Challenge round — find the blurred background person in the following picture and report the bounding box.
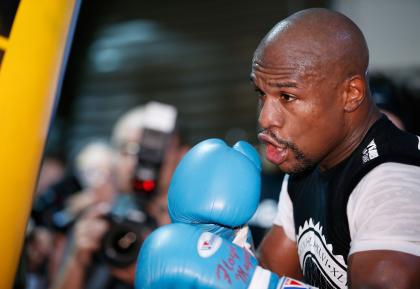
[50,102,186,289]
[49,133,140,289]
[64,140,117,219]
[27,139,116,288]
[110,106,146,195]
[22,153,67,289]
[35,153,66,198]
[369,72,409,131]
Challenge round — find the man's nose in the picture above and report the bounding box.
[258,96,283,129]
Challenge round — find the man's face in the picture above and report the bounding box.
[252,43,346,174]
[113,130,142,193]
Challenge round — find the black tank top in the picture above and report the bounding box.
[287,116,420,289]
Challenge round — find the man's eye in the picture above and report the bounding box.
[281,93,296,102]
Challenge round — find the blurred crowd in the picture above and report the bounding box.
[17,102,188,289]
[15,72,414,289]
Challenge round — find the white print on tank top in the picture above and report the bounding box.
[297,218,347,289]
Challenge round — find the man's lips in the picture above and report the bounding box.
[258,133,288,165]
[258,133,286,148]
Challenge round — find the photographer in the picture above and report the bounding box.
[21,153,66,289]
[50,103,186,289]
[48,139,118,289]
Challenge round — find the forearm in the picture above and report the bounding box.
[258,251,303,280]
[50,204,110,289]
[49,254,88,289]
[258,226,303,280]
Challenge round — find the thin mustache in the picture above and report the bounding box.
[259,129,308,163]
[259,129,293,148]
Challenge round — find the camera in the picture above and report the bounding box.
[100,102,178,267]
[132,102,178,198]
[99,194,154,267]
[32,174,82,230]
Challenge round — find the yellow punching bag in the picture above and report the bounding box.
[0,0,81,287]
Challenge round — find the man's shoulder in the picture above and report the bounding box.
[358,162,420,186]
[347,162,420,258]
[348,162,420,214]
[341,117,420,194]
[358,116,420,166]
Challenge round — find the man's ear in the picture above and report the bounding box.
[343,75,366,112]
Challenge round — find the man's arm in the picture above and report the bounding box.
[50,204,109,289]
[346,163,420,288]
[348,250,420,289]
[258,224,303,280]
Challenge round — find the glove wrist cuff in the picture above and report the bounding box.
[248,266,279,289]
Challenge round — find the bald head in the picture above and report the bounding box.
[254,8,369,81]
[254,9,381,173]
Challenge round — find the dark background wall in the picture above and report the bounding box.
[50,0,328,157]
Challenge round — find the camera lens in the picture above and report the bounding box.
[101,222,143,267]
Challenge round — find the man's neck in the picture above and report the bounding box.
[320,104,381,171]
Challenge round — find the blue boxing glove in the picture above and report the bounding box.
[135,223,314,289]
[168,139,261,243]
